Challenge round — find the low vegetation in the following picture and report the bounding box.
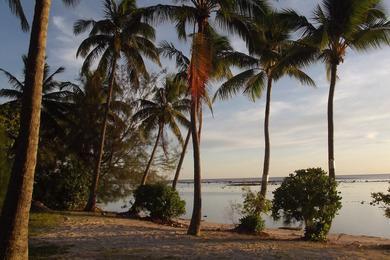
[371,188,390,218]
[234,188,271,234]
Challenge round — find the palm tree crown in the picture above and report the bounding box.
[0,56,78,131]
[215,10,315,101]
[0,56,76,105]
[300,0,390,66]
[5,0,29,31]
[74,0,160,82]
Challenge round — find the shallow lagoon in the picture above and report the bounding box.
[102,175,390,238]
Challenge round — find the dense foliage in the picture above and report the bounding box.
[272,168,342,241]
[133,183,186,222]
[371,188,390,218]
[0,128,11,211]
[34,156,90,210]
[0,105,17,210]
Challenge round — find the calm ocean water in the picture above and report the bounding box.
[102,174,390,238]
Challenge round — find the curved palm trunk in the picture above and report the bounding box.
[0,1,52,259]
[172,128,191,189]
[328,63,338,180]
[187,99,202,235]
[259,78,273,209]
[141,125,162,186]
[85,58,117,212]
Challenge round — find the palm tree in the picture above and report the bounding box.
[145,1,267,235]
[0,1,80,258]
[158,42,193,190]
[134,75,190,185]
[74,0,160,211]
[159,39,235,189]
[5,0,29,31]
[0,56,77,133]
[295,0,390,179]
[215,10,315,210]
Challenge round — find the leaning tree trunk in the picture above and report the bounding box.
[328,63,338,180]
[197,104,203,140]
[187,99,202,236]
[84,58,117,212]
[141,125,162,186]
[0,1,52,259]
[172,128,191,189]
[259,78,273,210]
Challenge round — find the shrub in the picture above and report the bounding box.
[133,183,185,222]
[371,188,390,218]
[234,188,271,234]
[272,168,342,241]
[237,214,265,234]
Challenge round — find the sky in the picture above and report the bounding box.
[1,0,390,180]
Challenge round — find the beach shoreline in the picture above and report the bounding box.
[30,211,390,259]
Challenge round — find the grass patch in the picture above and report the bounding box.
[29,244,72,259]
[29,212,64,237]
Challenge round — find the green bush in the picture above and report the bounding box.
[133,183,185,222]
[34,156,90,210]
[272,168,342,241]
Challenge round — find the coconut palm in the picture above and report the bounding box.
[5,0,29,31]
[0,1,80,258]
[215,10,316,210]
[292,0,390,179]
[134,75,190,185]
[145,1,267,235]
[74,0,160,211]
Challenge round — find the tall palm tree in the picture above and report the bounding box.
[295,0,390,179]
[145,1,267,235]
[0,1,80,259]
[215,10,316,210]
[134,75,190,185]
[74,0,160,211]
[5,0,29,31]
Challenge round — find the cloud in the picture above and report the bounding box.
[49,15,84,71]
[52,16,74,40]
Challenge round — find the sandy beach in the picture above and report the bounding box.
[29,212,390,259]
